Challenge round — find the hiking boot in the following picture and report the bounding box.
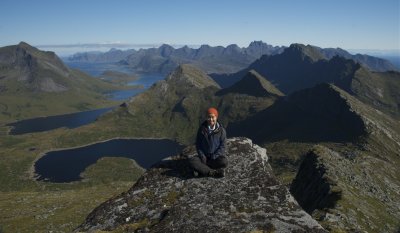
[209,168,225,178]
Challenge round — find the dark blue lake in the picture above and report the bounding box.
[7,107,113,135]
[35,138,184,183]
[6,62,165,135]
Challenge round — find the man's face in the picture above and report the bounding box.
[207,113,217,127]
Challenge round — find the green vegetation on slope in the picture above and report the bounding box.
[0,42,134,123]
[0,123,145,233]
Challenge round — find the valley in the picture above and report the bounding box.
[0,42,399,232]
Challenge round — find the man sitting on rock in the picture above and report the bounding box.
[189,107,228,178]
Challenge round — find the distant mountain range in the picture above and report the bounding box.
[0,42,122,122]
[212,44,400,119]
[68,41,285,74]
[67,41,398,75]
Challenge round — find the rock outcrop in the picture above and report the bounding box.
[76,138,327,232]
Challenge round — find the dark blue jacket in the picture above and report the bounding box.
[196,121,226,160]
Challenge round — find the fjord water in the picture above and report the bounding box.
[35,138,184,183]
[64,61,134,77]
[7,62,165,134]
[65,61,165,100]
[110,73,166,100]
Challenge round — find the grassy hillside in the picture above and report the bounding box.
[0,43,133,123]
[0,123,145,233]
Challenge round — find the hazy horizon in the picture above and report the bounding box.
[27,42,400,58]
[1,0,398,55]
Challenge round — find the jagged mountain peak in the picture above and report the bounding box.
[166,64,220,89]
[248,40,266,47]
[16,41,38,51]
[0,42,75,93]
[225,44,241,53]
[285,43,326,62]
[199,44,211,50]
[13,42,62,64]
[217,69,284,97]
[76,138,327,232]
[158,44,175,57]
[1,42,69,72]
[226,43,240,49]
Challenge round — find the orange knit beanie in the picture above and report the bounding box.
[207,107,218,117]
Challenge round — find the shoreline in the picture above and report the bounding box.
[28,136,180,182]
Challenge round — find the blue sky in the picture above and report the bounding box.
[1,0,399,55]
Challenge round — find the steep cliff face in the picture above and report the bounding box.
[76,138,327,233]
[290,146,343,213]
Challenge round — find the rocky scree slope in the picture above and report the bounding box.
[76,137,327,233]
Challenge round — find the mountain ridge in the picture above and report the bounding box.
[212,44,400,119]
[67,42,397,75]
[227,83,368,143]
[68,41,285,74]
[227,82,400,232]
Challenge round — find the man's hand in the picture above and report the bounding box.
[200,155,207,164]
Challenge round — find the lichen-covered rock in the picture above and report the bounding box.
[75,138,326,233]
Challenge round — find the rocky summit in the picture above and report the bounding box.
[76,138,326,233]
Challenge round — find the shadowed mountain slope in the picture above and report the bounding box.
[228,83,368,143]
[216,69,284,98]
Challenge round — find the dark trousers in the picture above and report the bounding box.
[188,155,228,176]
